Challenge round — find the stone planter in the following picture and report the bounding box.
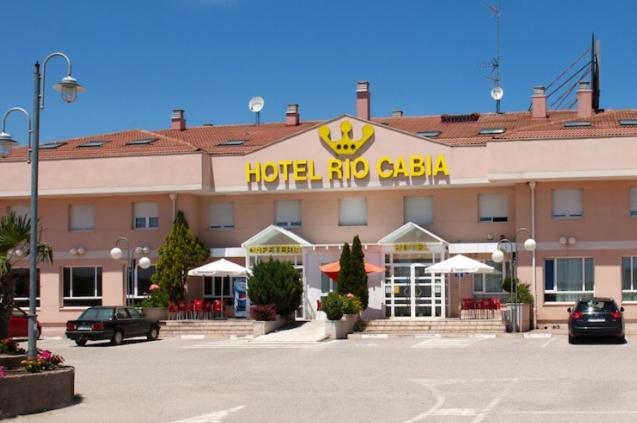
[0,366,75,418]
[343,313,360,333]
[253,315,288,337]
[325,320,349,339]
[505,303,531,332]
[0,353,26,369]
[142,307,168,321]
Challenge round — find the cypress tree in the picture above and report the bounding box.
[350,235,369,309]
[337,242,353,296]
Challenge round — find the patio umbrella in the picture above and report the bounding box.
[320,260,385,281]
[425,254,494,316]
[187,258,252,277]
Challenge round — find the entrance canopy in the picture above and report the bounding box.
[188,258,252,277]
[425,254,494,274]
[320,260,385,281]
[242,225,312,254]
[378,222,447,253]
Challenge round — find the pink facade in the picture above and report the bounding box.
[2,82,637,327]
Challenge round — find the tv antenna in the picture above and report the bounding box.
[248,96,265,125]
[483,3,503,113]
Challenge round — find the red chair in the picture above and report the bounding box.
[168,302,179,320]
[461,298,476,319]
[479,298,492,319]
[212,299,224,320]
[316,299,322,312]
[202,301,212,320]
[193,299,204,320]
[185,302,194,320]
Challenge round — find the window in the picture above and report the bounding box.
[275,200,302,227]
[126,138,158,146]
[479,128,506,135]
[621,257,637,301]
[473,261,510,296]
[204,276,233,306]
[416,131,441,138]
[127,265,156,300]
[544,258,594,302]
[9,206,30,220]
[321,268,335,296]
[208,202,234,229]
[339,197,367,226]
[478,194,508,222]
[133,202,159,229]
[552,189,583,218]
[13,269,40,307]
[69,204,95,231]
[63,267,102,307]
[630,188,637,217]
[404,196,433,225]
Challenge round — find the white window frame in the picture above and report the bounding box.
[478,193,508,223]
[127,265,156,299]
[62,266,103,307]
[630,188,637,217]
[621,256,637,302]
[544,257,594,303]
[338,197,367,226]
[274,200,302,228]
[551,189,583,219]
[204,276,233,300]
[69,204,95,231]
[133,202,159,230]
[403,196,433,225]
[472,261,509,296]
[208,202,235,230]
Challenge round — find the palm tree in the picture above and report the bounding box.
[0,212,52,339]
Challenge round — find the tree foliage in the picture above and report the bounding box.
[151,210,208,302]
[337,236,369,309]
[0,212,53,339]
[247,258,303,317]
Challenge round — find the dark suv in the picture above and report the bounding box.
[568,298,625,344]
[66,306,160,346]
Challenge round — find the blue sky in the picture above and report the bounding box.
[1,0,635,143]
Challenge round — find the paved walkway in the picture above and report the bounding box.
[252,320,328,343]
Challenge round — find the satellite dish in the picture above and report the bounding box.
[248,96,264,113]
[490,86,504,101]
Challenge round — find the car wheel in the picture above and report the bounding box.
[147,326,159,341]
[568,335,577,344]
[111,330,124,346]
[75,338,87,347]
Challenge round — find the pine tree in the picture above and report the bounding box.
[247,258,303,316]
[350,235,369,309]
[151,210,208,302]
[337,242,352,296]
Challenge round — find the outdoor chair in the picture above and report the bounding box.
[461,298,477,319]
[193,299,204,320]
[202,300,212,320]
[167,302,179,320]
[212,299,224,320]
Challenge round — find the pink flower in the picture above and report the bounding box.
[346,293,354,299]
[37,350,52,360]
[148,284,160,291]
[0,366,5,378]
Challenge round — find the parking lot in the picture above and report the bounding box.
[10,333,637,423]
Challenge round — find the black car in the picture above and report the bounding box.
[568,297,625,344]
[65,306,160,346]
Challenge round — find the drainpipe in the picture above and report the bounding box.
[529,181,537,329]
[169,193,177,222]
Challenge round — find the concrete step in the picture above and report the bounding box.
[158,319,255,338]
[360,319,506,334]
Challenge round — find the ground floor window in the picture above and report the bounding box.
[621,257,637,301]
[127,265,156,303]
[544,258,594,302]
[204,276,233,306]
[13,269,40,308]
[63,267,102,307]
[473,261,509,297]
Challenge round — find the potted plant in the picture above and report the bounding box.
[139,284,169,320]
[502,277,533,332]
[323,292,350,339]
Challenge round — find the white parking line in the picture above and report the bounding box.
[412,337,484,349]
[541,337,557,348]
[172,405,245,423]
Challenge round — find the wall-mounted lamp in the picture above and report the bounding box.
[487,233,494,241]
[70,246,86,256]
[559,236,577,246]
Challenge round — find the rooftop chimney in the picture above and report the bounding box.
[286,104,300,126]
[171,109,186,131]
[531,86,547,119]
[576,81,593,119]
[356,81,370,120]
[392,110,403,118]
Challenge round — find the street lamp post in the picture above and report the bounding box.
[491,228,536,332]
[1,52,85,358]
[110,238,151,306]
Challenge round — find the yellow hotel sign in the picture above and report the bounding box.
[247,245,302,255]
[393,243,428,252]
[245,120,449,184]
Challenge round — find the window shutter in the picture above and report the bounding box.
[339,197,367,226]
[478,194,508,221]
[275,200,301,227]
[404,196,433,225]
[209,202,234,228]
[630,188,637,216]
[70,204,95,231]
[552,189,583,217]
[134,202,159,218]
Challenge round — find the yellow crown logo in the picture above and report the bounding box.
[319,120,374,156]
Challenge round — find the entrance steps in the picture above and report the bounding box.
[359,319,507,336]
[159,320,255,338]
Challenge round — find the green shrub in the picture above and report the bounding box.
[336,236,369,309]
[250,304,277,321]
[513,283,534,305]
[501,277,518,293]
[342,293,363,314]
[248,258,303,316]
[322,292,348,321]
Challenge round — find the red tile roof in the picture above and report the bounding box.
[2,108,637,161]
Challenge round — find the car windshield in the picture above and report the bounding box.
[575,300,617,313]
[79,308,113,321]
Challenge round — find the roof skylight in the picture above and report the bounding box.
[40,142,66,150]
[126,138,158,146]
[563,121,592,128]
[479,128,506,135]
[77,140,109,148]
[619,119,637,126]
[416,131,441,138]
[219,140,245,146]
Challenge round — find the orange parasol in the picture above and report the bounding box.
[319,261,385,281]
